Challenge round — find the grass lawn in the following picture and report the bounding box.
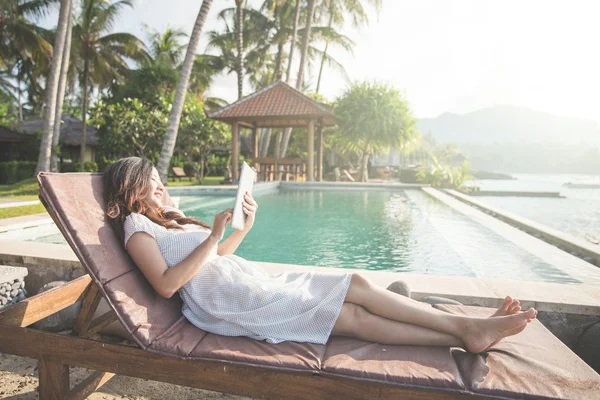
[0,176,227,220]
[0,178,39,200]
[0,178,43,219]
[167,176,226,186]
[0,203,47,220]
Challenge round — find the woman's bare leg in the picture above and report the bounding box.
[332,303,463,347]
[343,274,536,353]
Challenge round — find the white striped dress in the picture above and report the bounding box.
[123,208,352,344]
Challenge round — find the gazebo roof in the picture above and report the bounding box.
[207,80,336,128]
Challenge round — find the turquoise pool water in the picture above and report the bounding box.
[180,189,586,284]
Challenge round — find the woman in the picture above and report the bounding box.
[104,157,536,353]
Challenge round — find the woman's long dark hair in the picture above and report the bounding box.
[103,157,210,237]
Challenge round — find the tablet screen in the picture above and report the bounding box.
[231,162,256,230]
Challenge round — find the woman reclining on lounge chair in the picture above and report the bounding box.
[103,157,537,354]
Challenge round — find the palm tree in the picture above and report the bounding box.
[314,0,381,93]
[208,7,273,87]
[295,0,316,90]
[70,0,148,170]
[51,0,74,172]
[188,54,226,108]
[278,0,316,160]
[235,0,244,99]
[1,0,54,121]
[36,0,71,174]
[156,0,214,183]
[285,0,300,83]
[146,26,187,67]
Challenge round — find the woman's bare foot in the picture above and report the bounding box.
[491,296,521,317]
[462,308,537,353]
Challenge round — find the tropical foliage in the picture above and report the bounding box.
[416,155,472,189]
[1,0,396,182]
[335,81,417,181]
[91,96,228,181]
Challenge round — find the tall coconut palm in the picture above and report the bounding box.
[278,0,316,160]
[1,0,54,122]
[70,0,148,170]
[0,0,54,69]
[51,0,74,172]
[315,0,380,93]
[295,0,316,90]
[36,0,71,174]
[285,0,300,83]
[234,0,244,99]
[207,8,272,88]
[146,26,187,67]
[156,0,214,183]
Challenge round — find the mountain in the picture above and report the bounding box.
[414,106,600,173]
[417,105,600,146]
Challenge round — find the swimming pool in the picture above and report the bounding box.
[4,187,599,285]
[180,188,599,285]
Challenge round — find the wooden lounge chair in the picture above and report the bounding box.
[171,166,191,181]
[0,172,598,399]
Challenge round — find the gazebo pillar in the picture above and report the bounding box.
[316,119,323,182]
[231,122,239,181]
[307,119,315,181]
[251,126,258,159]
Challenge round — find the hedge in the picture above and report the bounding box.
[0,161,36,184]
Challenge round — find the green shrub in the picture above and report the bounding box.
[83,161,98,172]
[60,162,78,172]
[183,162,198,178]
[0,161,36,184]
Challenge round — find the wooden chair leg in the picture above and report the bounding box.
[70,371,115,400]
[38,357,69,400]
[71,283,102,337]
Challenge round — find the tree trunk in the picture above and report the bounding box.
[285,0,301,84]
[295,0,315,90]
[51,2,73,172]
[235,0,243,99]
[274,130,282,158]
[274,42,284,80]
[360,149,369,182]
[80,57,89,172]
[17,83,22,121]
[156,0,214,183]
[35,0,71,174]
[315,12,334,94]
[280,0,315,158]
[260,128,271,157]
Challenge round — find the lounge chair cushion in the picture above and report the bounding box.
[435,304,600,400]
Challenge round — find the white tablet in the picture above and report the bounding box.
[231,162,256,230]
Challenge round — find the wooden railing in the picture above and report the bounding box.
[253,157,306,182]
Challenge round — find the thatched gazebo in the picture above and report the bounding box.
[207,81,336,182]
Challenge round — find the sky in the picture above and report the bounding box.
[41,0,600,125]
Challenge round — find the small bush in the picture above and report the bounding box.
[60,162,78,172]
[0,161,36,184]
[83,161,98,172]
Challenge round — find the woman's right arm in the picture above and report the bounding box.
[126,209,232,298]
[127,233,219,298]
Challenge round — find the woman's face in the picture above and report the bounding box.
[146,167,165,208]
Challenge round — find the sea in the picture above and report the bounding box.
[465,174,600,244]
